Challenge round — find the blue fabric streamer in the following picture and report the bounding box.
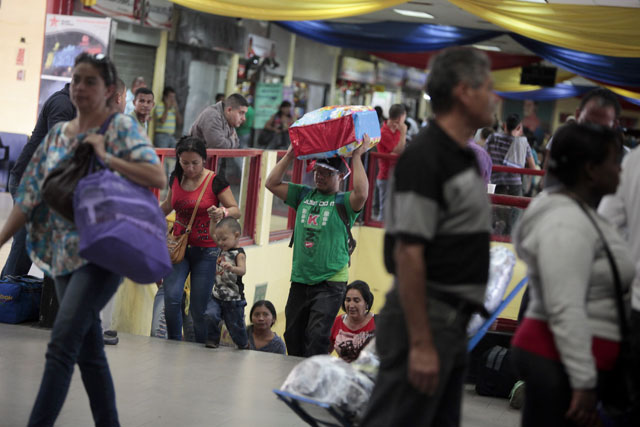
[276,20,501,52]
[275,20,640,89]
[510,34,640,87]
[495,84,593,101]
[621,96,640,107]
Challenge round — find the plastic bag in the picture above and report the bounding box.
[467,246,517,336]
[352,338,380,382]
[281,355,375,420]
[41,143,94,222]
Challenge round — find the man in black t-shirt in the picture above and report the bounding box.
[361,47,495,427]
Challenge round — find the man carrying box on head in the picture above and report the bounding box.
[266,138,370,357]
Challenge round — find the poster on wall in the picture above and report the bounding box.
[39,14,112,112]
[254,83,283,130]
[245,34,277,59]
[82,0,173,29]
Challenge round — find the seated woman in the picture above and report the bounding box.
[512,123,634,426]
[260,101,294,149]
[247,300,286,354]
[330,280,376,362]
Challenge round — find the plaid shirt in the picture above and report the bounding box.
[486,132,531,186]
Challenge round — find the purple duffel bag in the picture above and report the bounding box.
[73,159,172,283]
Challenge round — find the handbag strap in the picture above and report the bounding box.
[184,171,214,233]
[570,197,630,340]
[98,113,117,135]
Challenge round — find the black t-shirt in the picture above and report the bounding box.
[11,84,76,181]
[383,121,491,306]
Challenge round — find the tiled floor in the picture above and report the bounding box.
[0,323,520,427]
[0,192,521,426]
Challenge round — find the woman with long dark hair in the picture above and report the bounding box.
[0,52,166,426]
[512,123,634,426]
[159,136,240,343]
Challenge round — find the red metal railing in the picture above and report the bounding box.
[359,152,547,244]
[154,148,263,246]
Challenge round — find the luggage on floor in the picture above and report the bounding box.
[0,275,43,324]
[475,345,518,398]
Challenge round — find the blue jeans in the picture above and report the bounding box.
[163,246,219,343]
[150,285,166,338]
[1,173,32,278]
[154,132,176,148]
[204,297,248,347]
[28,263,122,427]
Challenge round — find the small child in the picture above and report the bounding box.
[204,217,249,349]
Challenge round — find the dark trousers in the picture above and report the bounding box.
[511,348,574,427]
[28,263,122,427]
[284,281,346,357]
[361,289,470,427]
[494,184,523,236]
[1,174,32,278]
[205,297,249,348]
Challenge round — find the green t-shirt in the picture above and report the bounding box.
[285,183,360,285]
[237,105,254,137]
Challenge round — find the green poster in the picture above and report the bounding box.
[254,82,283,130]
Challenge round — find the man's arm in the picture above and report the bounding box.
[265,145,295,201]
[395,240,439,395]
[349,135,371,212]
[158,103,169,124]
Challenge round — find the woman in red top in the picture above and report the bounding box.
[330,280,376,362]
[160,136,240,342]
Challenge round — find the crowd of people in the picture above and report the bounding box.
[2,44,640,427]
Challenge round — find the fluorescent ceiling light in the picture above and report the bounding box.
[393,9,434,19]
[473,44,502,52]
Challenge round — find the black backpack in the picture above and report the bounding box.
[475,345,518,398]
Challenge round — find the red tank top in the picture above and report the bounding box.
[171,172,219,247]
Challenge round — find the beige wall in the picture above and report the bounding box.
[0,0,47,135]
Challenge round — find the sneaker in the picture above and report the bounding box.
[104,335,119,345]
[104,330,118,338]
[509,380,525,409]
[205,340,219,349]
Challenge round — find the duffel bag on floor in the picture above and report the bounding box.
[0,275,43,324]
[475,345,518,398]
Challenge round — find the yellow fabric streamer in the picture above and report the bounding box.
[448,0,640,58]
[604,85,640,101]
[169,0,407,21]
[491,67,574,93]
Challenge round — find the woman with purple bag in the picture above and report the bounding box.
[159,136,241,343]
[0,53,166,426]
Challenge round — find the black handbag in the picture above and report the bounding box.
[573,199,639,424]
[41,114,115,222]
